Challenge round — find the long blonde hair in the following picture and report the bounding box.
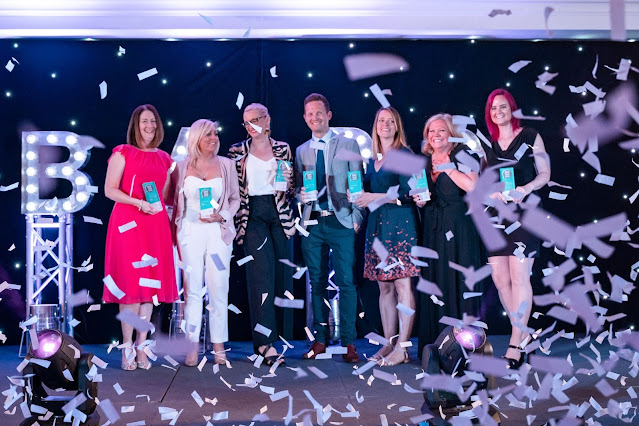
[187,119,219,169]
[421,113,461,156]
[371,106,408,158]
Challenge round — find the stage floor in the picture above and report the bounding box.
[1,335,635,425]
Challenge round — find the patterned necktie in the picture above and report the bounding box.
[316,141,328,209]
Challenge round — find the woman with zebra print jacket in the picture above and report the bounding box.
[227,103,296,365]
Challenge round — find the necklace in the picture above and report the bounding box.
[193,157,218,180]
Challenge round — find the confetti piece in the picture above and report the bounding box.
[210,253,226,270]
[197,356,207,372]
[508,60,531,73]
[548,192,568,200]
[116,309,155,333]
[83,216,103,225]
[594,173,615,186]
[343,53,409,81]
[270,66,277,78]
[445,230,454,241]
[463,292,482,299]
[191,390,204,407]
[99,81,107,99]
[5,59,15,72]
[0,182,19,191]
[237,255,254,266]
[369,83,390,108]
[292,266,308,279]
[228,304,241,314]
[543,6,554,37]
[512,109,546,121]
[381,147,427,177]
[139,277,161,289]
[489,9,512,18]
[103,275,125,299]
[304,326,315,342]
[254,323,272,337]
[274,296,304,309]
[137,67,158,80]
[236,92,244,109]
[307,366,328,379]
[113,383,124,395]
[118,221,137,233]
[396,303,415,316]
[610,0,626,41]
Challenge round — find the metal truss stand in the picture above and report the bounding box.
[24,213,74,337]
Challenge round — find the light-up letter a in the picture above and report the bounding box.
[21,131,95,215]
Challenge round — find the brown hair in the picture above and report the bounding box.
[371,107,408,158]
[126,104,164,149]
[303,93,331,113]
[421,113,461,156]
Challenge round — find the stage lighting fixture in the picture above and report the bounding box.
[421,325,494,411]
[23,329,98,423]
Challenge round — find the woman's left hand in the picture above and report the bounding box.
[282,168,293,181]
[200,213,225,223]
[354,191,382,208]
[512,185,530,203]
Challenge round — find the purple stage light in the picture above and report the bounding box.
[453,326,485,351]
[32,329,62,359]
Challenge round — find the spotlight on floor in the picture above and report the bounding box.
[22,329,98,424]
[421,325,500,423]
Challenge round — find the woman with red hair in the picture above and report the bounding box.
[483,89,550,369]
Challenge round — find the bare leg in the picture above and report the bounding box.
[506,257,534,360]
[213,342,227,364]
[384,277,414,365]
[372,280,397,360]
[489,256,513,313]
[119,303,139,365]
[135,302,153,365]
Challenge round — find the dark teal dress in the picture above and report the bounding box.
[363,147,420,281]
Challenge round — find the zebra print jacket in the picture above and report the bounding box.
[227,138,296,245]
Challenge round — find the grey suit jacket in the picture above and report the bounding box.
[295,133,364,229]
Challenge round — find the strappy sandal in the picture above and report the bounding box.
[257,343,280,366]
[121,359,137,371]
[378,348,410,366]
[369,343,393,362]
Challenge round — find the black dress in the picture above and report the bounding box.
[362,147,420,281]
[417,144,488,355]
[484,127,541,257]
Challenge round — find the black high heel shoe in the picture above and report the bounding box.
[503,344,524,369]
[257,343,280,366]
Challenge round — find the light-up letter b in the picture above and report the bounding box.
[21,131,94,215]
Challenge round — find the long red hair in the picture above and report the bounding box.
[484,89,521,141]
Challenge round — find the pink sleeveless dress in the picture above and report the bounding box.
[103,144,178,304]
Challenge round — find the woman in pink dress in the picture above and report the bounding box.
[103,104,178,371]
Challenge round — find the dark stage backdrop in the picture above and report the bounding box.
[0,39,638,345]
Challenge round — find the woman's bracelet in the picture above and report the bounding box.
[138,199,143,211]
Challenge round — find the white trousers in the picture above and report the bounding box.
[178,220,233,343]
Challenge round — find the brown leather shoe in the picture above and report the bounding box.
[342,344,361,363]
[302,342,327,359]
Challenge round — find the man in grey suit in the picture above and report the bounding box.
[295,93,364,363]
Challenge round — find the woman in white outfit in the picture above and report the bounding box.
[170,119,240,366]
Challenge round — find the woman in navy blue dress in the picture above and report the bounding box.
[353,107,420,366]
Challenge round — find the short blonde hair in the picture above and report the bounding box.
[371,107,408,158]
[187,119,219,168]
[244,103,270,137]
[421,113,462,156]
